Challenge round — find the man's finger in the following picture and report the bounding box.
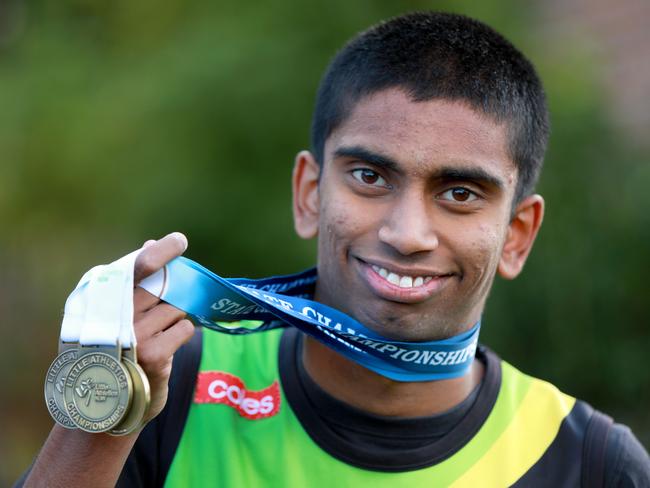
[138,319,195,371]
[134,287,161,314]
[135,303,187,341]
[134,232,188,283]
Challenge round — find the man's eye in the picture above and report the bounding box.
[351,169,389,188]
[439,187,478,203]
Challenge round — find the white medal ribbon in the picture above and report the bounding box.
[61,249,141,349]
[60,267,96,344]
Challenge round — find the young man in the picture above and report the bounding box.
[21,12,649,487]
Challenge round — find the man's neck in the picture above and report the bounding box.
[301,333,484,417]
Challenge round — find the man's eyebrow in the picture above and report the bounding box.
[332,146,400,172]
[333,146,506,190]
[434,166,505,190]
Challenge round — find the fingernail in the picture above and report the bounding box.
[170,232,188,251]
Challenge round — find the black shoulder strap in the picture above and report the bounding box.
[582,409,614,488]
[157,326,203,485]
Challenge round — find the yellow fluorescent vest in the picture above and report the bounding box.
[165,327,577,488]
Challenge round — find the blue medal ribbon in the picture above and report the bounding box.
[140,257,480,382]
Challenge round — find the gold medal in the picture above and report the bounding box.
[109,349,151,436]
[50,247,151,434]
[44,345,79,429]
[63,347,133,433]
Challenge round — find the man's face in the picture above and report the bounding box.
[295,88,525,342]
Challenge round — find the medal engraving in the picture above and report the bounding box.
[44,349,79,428]
[110,358,150,436]
[63,352,133,432]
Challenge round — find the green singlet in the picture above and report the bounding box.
[163,326,605,487]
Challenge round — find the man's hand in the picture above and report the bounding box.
[22,232,195,488]
[132,232,195,423]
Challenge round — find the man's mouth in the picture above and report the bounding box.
[369,264,435,289]
[356,259,454,303]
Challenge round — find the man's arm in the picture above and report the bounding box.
[21,233,193,488]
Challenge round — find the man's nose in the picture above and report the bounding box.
[377,191,439,255]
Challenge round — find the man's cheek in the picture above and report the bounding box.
[463,243,502,297]
[320,205,361,239]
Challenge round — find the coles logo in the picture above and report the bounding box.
[194,371,280,420]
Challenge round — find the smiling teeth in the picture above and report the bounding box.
[372,265,434,288]
[399,276,413,288]
[387,272,400,285]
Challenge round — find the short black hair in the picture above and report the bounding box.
[311,12,549,204]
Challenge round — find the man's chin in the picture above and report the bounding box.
[352,311,462,342]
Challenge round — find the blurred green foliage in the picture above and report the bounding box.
[1,0,648,483]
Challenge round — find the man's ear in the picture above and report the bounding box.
[498,194,544,280]
[292,150,321,239]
